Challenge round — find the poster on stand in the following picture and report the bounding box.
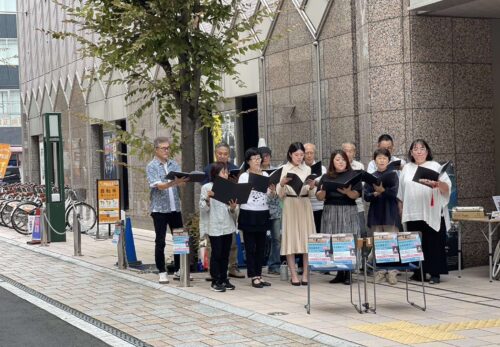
[398,232,424,263]
[373,232,400,263]
[331,233,357,267]
[97,179,121,224]
[307,234,335,268]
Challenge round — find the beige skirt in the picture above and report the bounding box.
[280,197,315,255]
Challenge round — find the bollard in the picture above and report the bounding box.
[116,221,127,269]
[179,254,190,287]
[40,207,49,246]
[73,207,82,256]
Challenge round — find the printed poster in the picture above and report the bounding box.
[373,232,400,263]
[29,215,41,241]
[331,233,357,267]
[308,234,333,268]
[97,179,121,224]
[398,232,424,263]
[173,234,190,255]
[0,144,11,179]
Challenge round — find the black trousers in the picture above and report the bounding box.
[209,234,233,285]
[406,218,448,277]
[151,212,183,273]
[313,209,323,233]
[243,231,267,278]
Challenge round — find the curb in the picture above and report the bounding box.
[0,235,361,347]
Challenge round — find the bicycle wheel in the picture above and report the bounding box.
[492,241,500,280]
[66,202,97,233]
[1,200,20,228]
[11,202,38,235]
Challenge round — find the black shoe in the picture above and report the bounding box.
[251,278,264,288]
[259,278,271,287]
[211,282,226,292]
[329,272,345,284]
[290,280,301,286]
[224,280,236,290]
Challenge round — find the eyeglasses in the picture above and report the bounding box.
[412,147,427,153]
[157,146,170,151]
[250,156,262,161]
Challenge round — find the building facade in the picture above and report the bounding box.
[17,0,500,266]
[0,0,22,170]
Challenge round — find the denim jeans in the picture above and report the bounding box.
[267,218,281,272]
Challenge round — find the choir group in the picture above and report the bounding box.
[147,135,452,291]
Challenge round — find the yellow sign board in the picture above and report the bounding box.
[97,179,121,224]
[0,144,11,179]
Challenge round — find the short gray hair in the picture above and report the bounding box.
[154,136,170,148]
[341,142,356,150]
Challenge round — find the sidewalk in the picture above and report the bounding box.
[1,226,500,346]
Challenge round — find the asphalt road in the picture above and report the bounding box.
[0,286,110,347]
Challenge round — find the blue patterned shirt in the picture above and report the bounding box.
[146,157,182,213]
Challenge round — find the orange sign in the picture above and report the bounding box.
[0,144,11,179]
[97,179,121,224]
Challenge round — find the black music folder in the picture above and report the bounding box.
[248,173,269,194]
[412,161,450,186]
[387,160,402,170]
[229,169,242,179]
[309,161,323,177]
[322,171,362,192]
[166,171,206,182]
[268,167,283,186]
[212,176,252,205]
[286,173,307,196]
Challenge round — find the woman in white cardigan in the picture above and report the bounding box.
[200,162,238,292]
[397,139,451,284]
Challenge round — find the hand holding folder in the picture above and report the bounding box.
[166,170,205,183]
[212,176,252,205]
[285,172,316,195]
[412,161,450,187]
[321,171,362,193]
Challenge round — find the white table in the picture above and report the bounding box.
[452,217,500,282]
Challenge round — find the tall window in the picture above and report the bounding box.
[0,89,21,126]
[0,38,18,65]
[0,1,16,13]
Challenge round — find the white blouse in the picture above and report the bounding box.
[397,161,451,232]
[238,171,269,211]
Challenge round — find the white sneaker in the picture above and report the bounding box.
[173,271,193,281]
[386,270,398,285]
[159,272,169,284]
[374,270,387,283]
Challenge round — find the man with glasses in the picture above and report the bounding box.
[146,136,189,284]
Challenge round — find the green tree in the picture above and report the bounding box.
[49,0,268,216]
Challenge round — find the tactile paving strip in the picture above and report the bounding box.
[353,318,500,344]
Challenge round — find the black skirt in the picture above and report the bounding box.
[238,209,270,233]
[406,218,449,276]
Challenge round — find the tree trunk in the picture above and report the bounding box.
[180,112,196,219]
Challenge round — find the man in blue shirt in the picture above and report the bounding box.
[146,136,188,284]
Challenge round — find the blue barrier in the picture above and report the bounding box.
[125,217,142,266]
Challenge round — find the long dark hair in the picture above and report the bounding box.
[408,139,433,163]
[209,162,227,182]
[327,150,351,178]
[286,142,305,163]
[242,147,261,171]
